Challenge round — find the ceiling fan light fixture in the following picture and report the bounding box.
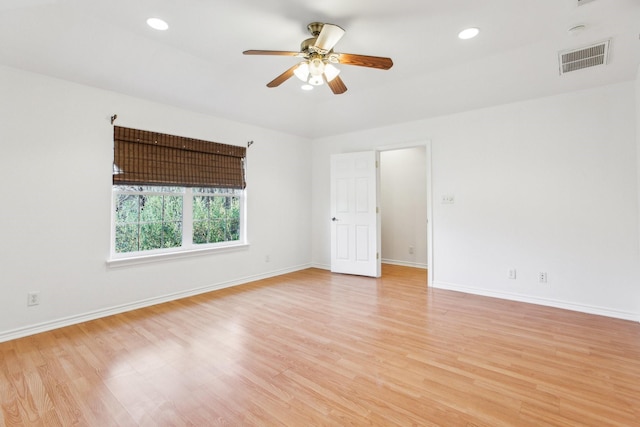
[294,62,310,81]
[324,63,340,82]
[309,57,325,76]
[309,75,324,86]
[301,84,314,91]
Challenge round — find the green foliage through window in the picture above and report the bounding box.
[114,190,183,253]
[113,186,243,255]
[193,195,240,244]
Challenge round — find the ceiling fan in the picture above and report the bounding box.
[243,22,393,94]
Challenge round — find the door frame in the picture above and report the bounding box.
[376,140,433,286]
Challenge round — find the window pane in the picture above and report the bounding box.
[230,197,240,219]
[140,196,163,222]
[140,223,163,250]
[115,224,139,253]
[164,196,183,221]
[193,196,209,221]
[212,197,226,218]
[114,191,184,253]
[228,218,240,240]
[191,193,241,245]
[163,222,182,248]
[115,194,140,223]
[210,219,225,243]
[193,220,209,244]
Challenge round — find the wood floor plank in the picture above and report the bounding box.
[1,265,640,426]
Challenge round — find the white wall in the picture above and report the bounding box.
[311,81,640,321]
[1,65,637,342]
[0,65,312,341]
[380,147,427,268]
[637,65,640,262]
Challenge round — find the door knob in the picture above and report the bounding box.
[331,217,339,221]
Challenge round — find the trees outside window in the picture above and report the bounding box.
[112,186,243,257]
[192,188,241,244]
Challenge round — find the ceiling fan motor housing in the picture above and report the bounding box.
[307,22,324,37]
[300,38,316,53]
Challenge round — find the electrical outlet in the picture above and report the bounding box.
[265,255,270,263]
[508,269,517,279]
[409,246,414,254]
[441,194,455,204]
[538,272,548,283]
[27,291,40,306]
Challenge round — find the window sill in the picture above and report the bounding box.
[106,243,250,268]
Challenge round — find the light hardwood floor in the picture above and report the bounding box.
[1,265,639,426]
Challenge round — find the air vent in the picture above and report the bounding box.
[558,40,610,75]
[577,0,597,5]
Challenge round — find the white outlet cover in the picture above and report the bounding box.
[441,194,455,204]
[27,291,40,306]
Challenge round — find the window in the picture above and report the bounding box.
[192,187,242,244]
[110,127,246,260]
[114,186,183,253]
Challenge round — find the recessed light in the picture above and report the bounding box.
[147,18,169,31]
[301,84,314,91]
[458,27,479,40]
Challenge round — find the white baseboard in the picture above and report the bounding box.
[431,281,640,322]
[381,259,428,269]
[311,262,331,271]
[0,263,313,343]
[311,261,428,271]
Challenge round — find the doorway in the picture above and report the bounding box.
[378,141,432,284]
[328,142,433,284]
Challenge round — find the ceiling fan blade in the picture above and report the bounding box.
[266,64,299,88]
[243,50,302,57]
[313,23,345,53]
[336,53,393,70]
[327,75,347,95]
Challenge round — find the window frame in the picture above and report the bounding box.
[108,185,248,266]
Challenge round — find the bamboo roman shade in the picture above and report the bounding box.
[113,126,246,189]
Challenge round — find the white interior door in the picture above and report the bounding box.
[330,151,381,277]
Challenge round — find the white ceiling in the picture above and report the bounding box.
[1,0,638,138]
